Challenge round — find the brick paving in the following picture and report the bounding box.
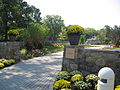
[0,51,63,90]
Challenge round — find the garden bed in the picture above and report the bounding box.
[53,70,119,90]
[0,58,16,69]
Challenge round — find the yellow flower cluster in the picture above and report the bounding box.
[67,25,84,34]
[115,85,120,90]
[7,29,19,35]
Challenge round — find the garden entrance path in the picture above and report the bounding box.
[0,51,63,90]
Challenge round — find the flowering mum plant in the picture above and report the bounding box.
[7,29,19,35]
[67,25,84,35]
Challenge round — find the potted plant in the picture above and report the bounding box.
[7,29,19,41]
[67,25,84,45]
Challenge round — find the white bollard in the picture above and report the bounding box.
[97,67,115,90]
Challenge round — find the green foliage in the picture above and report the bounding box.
[104,25,120,47]
[71,74,84,83]
[85,74,99,86]
[9,59,16,64]
[59,71,70,75]
[67,25,84,35]
[0,58,6,63]
[2,60,11,66]
[115,85,120,90]
[20,49,27,55]
[53,79,71,89]
[94,84,98,90]
[74,81,89,90]
[20,22,49,49]
[7,29,19,35]
[70,70,82,76]
[58,27,67,41]
[84,28,98,41]
[61,88,72,90]
[0,63,4,68]
[43,46,64,53]
[56,73,70,81]
[43,15,65,41]
[0,0,41,40]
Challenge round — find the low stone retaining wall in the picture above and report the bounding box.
[0,41,21,61]
[62,45,120,84]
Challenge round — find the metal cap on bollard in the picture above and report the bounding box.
[97,67,115,90]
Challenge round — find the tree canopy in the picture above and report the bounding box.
[0,0,41,40]
[42,15,65,41]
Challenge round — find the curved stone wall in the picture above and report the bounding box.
[62,45,120,84]
[0,42,21,61]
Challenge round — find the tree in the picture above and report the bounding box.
[42,15,65,41]
[0,0,41,40]
[20,22,49,49]
[104,25,120,47]
[84,28,98,41]
[96,29,110,44]
[58,27,67,41]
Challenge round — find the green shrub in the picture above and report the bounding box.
[61,88,72,90]
[2,60,11,66]
[56,73,70,81]
[9,59,16,64]
[73,81,89,90]
[0,58,7,63]
[0,63,4,68]
[70,70,82,76]
[20,22,49,50]
[59,71,70,75]
[7,29,19,35]
[85,74,99,88]
[67,25,84,35]
[53,79,71,89]
[115,85,120,90]
[71,74,84,83]
[94,84,98,90]
[20,49,27,55]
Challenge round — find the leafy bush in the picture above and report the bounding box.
[61,88,72,90]
[71,74,84,83]
[0,58,6,63]
[0,63,5,68]
[20,49,27,55]
[56,73,70,81]
[115,85,120,90]
[94,84,98,90]
[70,70,82,76]
[85,74,99,88]
[59,71,70,75]
[73,81,89,90]
[67,25,84,35]
[9,59,16,64]
[53,79,71,89]
[20,22,49,50]
[2,60,11,66]
[7,29,19,35]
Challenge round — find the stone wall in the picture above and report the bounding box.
[0,42,21,61]
[62,45,120,84]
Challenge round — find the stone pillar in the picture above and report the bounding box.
[62,45,84,72]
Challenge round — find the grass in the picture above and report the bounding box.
[44,45,64,53]
[103,47,120,50]
[44,42,69,53]
[84,45,101,48]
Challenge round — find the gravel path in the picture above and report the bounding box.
[0,51,63,90]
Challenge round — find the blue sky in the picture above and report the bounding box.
[25,0,120,29]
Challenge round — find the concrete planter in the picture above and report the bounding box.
[68,34,81,45]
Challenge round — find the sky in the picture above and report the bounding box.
[25,0,120,29]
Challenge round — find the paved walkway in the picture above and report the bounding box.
[0,51,63,90]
